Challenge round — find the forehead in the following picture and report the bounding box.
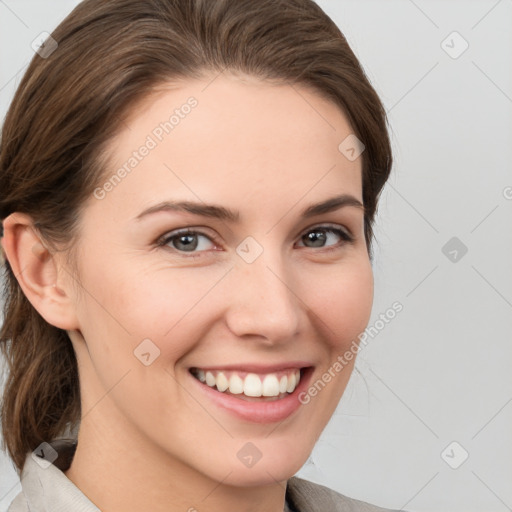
[93,73,363,222]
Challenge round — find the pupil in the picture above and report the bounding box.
[176,234,197,251]
[306,230,326,247]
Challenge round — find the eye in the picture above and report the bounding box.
[156,225,354,257]
[157,229,217,254]
[296,225,354,250]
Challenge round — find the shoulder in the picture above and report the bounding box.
[7,493,28,512]
[286,476,403,512]
[7,438,100,512]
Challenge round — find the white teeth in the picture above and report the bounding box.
[286,372,296,393]
[216,372,229,392]
[205,371,216,387]
[229,374,244,394]
[244,373,262,397]
[262,374,280,397]
[195,368,302,398]
[279,375,288,394]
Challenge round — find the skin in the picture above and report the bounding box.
[2,72,373,512]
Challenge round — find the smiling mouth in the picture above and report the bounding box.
[189,367,305,402]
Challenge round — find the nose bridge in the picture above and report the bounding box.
[225,249,301,342]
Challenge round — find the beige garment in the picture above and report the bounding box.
[8,439,401,512]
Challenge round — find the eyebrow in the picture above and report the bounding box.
[135,194,364,223]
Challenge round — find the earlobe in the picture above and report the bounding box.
[1,212,79,331]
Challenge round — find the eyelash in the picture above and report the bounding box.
[156,225,355,258]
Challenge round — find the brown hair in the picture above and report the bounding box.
[0,0,392,473]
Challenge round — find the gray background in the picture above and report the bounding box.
[1,1,511,511]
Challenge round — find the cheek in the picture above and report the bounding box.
[76,259,229,362]
[77,248,373,363]
[71,260,220,421]
[304,256,374,348]
[292,258,373,435]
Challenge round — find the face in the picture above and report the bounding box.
[65,73,373,486]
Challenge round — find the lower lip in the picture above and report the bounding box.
[189,368,313,424]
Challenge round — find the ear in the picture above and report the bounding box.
[1,212,79,331]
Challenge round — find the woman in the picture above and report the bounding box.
[0,0,399,510]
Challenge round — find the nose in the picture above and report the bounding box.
[224,252,302,345]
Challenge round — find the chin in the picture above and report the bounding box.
[223,443,312,488]
[223,462,304,488]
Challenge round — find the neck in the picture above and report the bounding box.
[64,411,288,512]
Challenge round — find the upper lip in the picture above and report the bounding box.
[190,362,313,373]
